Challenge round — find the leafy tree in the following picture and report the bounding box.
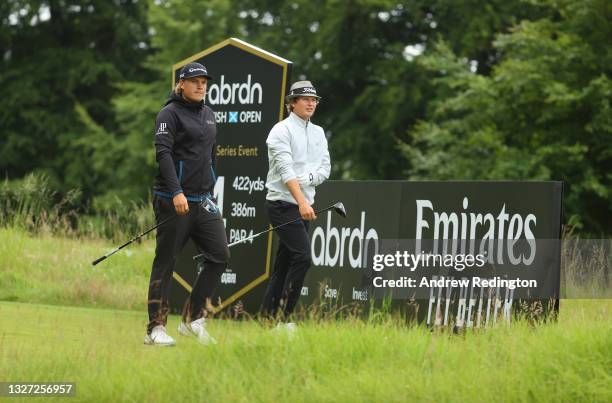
[233,0,548,179]
[0,0,149,200]
[424,0,549,74]
[402,0,611,234]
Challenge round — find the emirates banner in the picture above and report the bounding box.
[300,181,563,326]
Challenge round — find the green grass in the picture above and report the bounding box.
[0,301,610,402]
[0,227,152,310]
[1,227,611,401]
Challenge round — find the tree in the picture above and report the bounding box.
[231,0,548,179]
[402,0,611,234]
[0,0,150,200]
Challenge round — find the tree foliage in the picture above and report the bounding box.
[0,0,149,203]
[1,0,609,234]
[402,0,611,233]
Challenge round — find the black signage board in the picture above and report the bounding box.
[168,38,292,314]
[297,181,563,327]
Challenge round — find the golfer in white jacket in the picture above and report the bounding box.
[262,80,331,325]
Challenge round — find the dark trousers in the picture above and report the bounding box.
[261,200,312,318]
[147,195,229,333]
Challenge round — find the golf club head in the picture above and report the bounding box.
[333,202,347,218]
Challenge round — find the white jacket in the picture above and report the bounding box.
[265,112,331,205]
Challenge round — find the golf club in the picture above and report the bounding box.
[192,202,347,262]
[91,215,175,266]
[92,197,219,266]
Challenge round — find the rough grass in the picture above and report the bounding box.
[0,227,151,310]
[1,227,610,402]
[0,300,610,402]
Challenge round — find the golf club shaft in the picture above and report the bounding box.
[193,203,338,261]
[91,215,176,266]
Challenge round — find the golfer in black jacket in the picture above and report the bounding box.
[145,62,229,346]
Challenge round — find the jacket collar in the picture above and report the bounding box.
[165,91,204,110]
[289,112,309,128]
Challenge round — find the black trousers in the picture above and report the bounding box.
[261,200,311,318]
[147,195,229,333]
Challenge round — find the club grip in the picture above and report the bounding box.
[92,255,107,266]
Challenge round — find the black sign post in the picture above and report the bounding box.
[169,38,292,314]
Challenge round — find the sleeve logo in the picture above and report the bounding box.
[156,122,168,135]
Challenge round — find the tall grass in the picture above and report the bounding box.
[0,227,152,310]
[80,196,155,241]
[561,239,611,298]
[0,173,154,241]
[0,172,80,233]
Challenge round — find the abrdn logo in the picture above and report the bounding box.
[208,74,262,105]
[311,211,379,269]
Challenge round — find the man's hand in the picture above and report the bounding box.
[285,179,316,220]
[173,193,189,215]
[299,201,316,221]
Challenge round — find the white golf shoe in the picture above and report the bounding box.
[144,325,176,346]
[178,318,217,345]
[273,322,297,338]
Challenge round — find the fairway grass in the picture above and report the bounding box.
[1,301,610,402]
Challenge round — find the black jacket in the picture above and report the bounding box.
[153,92,217,200]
